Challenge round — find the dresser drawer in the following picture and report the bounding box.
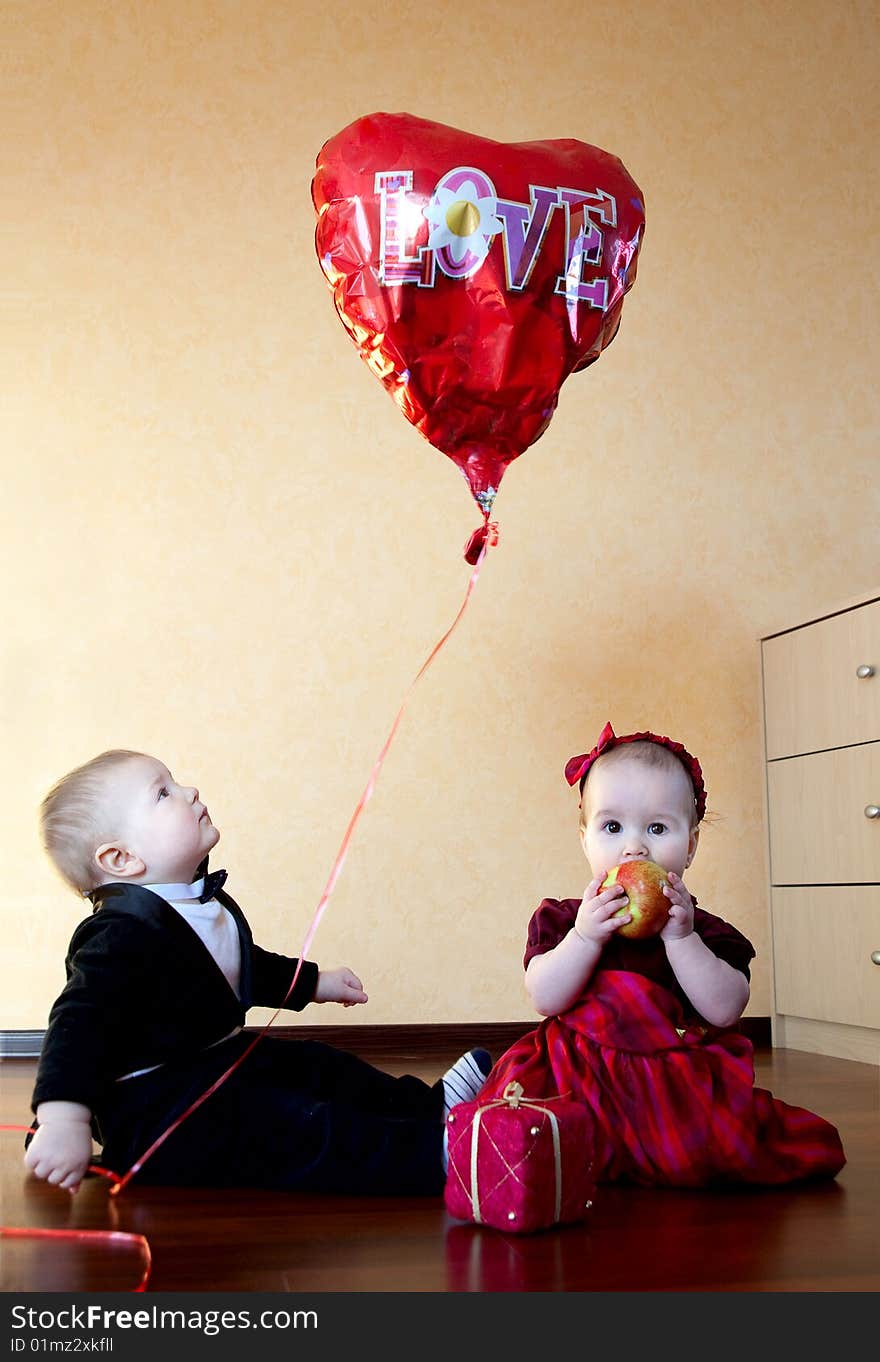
[762,598,880,759]
[771,886,880,1028]
[767,742,880,883]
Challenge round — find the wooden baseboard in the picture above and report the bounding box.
[1,1017,772,1061]
[773,1015,879,1064]
[243,1016,773,1054]
[0,1031,45,1059]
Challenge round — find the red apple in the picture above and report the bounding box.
[602,859,670,939]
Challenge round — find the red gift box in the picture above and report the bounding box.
[444,1081,596,1234]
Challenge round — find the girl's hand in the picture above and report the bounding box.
[660,871,695,940]
[314,966,369,1007]
[573,877,631,946]
[24,1118,93,1194]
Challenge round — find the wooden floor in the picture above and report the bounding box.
[2,1042,878,1293]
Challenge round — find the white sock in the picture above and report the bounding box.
[441,1048,492,1121]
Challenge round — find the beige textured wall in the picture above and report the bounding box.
[4,0,878,1029]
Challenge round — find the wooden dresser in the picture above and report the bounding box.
[759,587,880,1064]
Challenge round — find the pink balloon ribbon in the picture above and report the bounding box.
[5,535,494,1287]
[116,530,496,1195]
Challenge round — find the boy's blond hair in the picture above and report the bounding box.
[579,741,700,829]
[40,749,146,894]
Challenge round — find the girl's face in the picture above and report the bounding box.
[580,755,699,882]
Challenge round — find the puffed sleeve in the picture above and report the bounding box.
[693,907,755,979]
[523,898,581,969]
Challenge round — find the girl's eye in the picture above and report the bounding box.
[158,787,169,800]
[648,822,666,836]
[603,821,621,834]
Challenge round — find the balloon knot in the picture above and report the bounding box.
[463,520,499,565]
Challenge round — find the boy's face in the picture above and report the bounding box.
[97,755,220,885]
[580,755,698,882]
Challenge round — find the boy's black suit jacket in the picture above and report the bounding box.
[32,867,319,1116]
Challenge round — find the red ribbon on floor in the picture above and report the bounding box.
[0,1127,152,1291]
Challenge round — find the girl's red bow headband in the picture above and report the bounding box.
[564,721,707,822]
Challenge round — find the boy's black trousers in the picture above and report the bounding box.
[97,1034,447,1195]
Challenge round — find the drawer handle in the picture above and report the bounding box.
[865,805,880,819]
[873,952,880,966]
[856,664,875,678]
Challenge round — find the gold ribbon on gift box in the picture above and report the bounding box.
[468,1082,565,1225]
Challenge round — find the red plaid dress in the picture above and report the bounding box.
[482,970,845,1186]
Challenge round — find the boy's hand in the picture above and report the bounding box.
[573,877,631,946]
[24,1114,93,1194]
[660,871,695,940]
[314,966,368,1007]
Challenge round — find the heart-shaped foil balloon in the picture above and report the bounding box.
[312,112,645,553]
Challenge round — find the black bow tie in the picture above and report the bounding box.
[199,868,228,902]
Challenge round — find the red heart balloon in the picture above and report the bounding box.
[312,112,645,541]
